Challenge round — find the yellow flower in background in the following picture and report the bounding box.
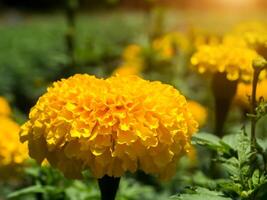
[191,35,261,81]
[0,97,11,117]
[231,21,267,59]
[152,32,189,59]
[234,79,267,109]
[122,44,142,62]
[113,64,142,76]
[0,97,28,171]
[0,117,28,168]
[115,44,144,76]
[185,101,207,165]
[187,100,208,127]
[194,34,221,49]
[20,74,198,180]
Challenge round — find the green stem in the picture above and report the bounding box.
[250,69,260,150]
[65,0,79,68]
[98,176,120,200]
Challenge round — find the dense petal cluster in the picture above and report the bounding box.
[187,100,207,127]
[0,117,28,167]
[234,79,267,109]
[20,74,198,180]
[191,36,261,81]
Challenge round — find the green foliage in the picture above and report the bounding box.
[0,13,144,111]
[191,131,267,200]
[7,162,168,200]
[170,187,231,200]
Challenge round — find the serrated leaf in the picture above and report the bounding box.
[237,133,253,166]
[252,169,260,188]
[221,157,239,176]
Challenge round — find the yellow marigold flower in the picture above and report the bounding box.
[234,79,267,109]
[122,44,142,62]
[0,117,28,167]
[0,97,11,117]
[231,21,267,59]
[152,32,189,59]
[191,36,261,81]
[187,100,207,127]
[115,44,144,76]
[20,74,198,180]
[112,64,142,76]
[194,34,221,49]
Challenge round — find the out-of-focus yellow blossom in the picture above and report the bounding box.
[20,74,198,180]
[234,79,267,109]
[187,100,208,127]
[186,101,208,165]
[115,44,144,76]
[122,44,142,62]
[0,97,11,117]
[113,64,142,76]
[185,100,207,165]
[191,36,262,81]
[0,117,28,167]
[152,32,189,59]
[231,21,267,59]
[194,34,221,48]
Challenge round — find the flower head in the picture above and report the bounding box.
[187,100,208,127]
[114,44,144,76]
[191,36,262,81]
[112,64,142,76]
[152,32,189,59]
[20,74,198,180]
[0,97,11,117]
[234,79,267,109]
[232,21,267,59]
[0,117,28,169]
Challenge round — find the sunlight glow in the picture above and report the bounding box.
[217,0,257,8]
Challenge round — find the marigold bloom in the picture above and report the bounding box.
[20,74,198,180]
[187,100,207,127]
[234,79,267,109]
[0,97,11,117]
[231,21,267,59]
[115,44,144,76]
[0,117,28,167]
[152,32,189,59]
[112,64,142,76]
[191,36,261,81]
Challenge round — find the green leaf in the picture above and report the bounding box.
[193,133,221,149]
[193,132,232,155]
[170,187,231,200]
[237,133,253,166]
[252,169,260,188]
[221,134,239,151]
[8,185,45,199]
[8,185,62,199]
[221,157,239,176]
